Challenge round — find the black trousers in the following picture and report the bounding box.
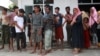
[16,32,26,50]
[2,25,10,45]
[97,29,100,43]
[9,26,16,38]
[66,24,72,44]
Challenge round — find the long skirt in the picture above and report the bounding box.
[44,29,52,50]
[84,30,90,48]
[55,26,63,40]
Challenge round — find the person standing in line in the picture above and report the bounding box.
[63,7,72,45]
[42,5,54,55]
[54,7,64,50]
[27,13,33,47]
[83,17,90,49]
[31,5,43,54]
[0,8,10,50]
[89,7,98,47]
[14,9,25,51]
[71,8,84,54]
[96,11,100,47]
[8,6,19,51]
[21,15,27,50]
[82,11,90,49]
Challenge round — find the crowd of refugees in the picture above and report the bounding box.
[0,5,100,56]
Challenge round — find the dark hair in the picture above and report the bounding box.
[65,6,70,10]
[45,5,51,10]
[28,13,32,15]
[13,6,18,10]
[34,5,41,12]
[55,7,60,10]
[19,9,25,13]
[2,8,7,12]
[83,17,89,23]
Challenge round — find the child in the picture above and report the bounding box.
[54,7,64,50]
[14,9,25,51]
[0,8,10,50]
[83,17,90,49]
[31,5,43,54]
[27,13,33,47]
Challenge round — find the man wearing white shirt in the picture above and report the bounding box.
[14,9,25,51]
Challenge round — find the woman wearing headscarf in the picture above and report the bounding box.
[89,7,98,46]
[82,11,90,49]
[97,11,100,47]
[71,8,84,54]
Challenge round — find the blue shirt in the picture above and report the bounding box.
[55,13,63,27]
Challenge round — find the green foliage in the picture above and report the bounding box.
[9,4,16,10]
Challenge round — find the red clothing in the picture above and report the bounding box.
[55,26,63,40]
[84,30,90,48]
[8,12,16,25]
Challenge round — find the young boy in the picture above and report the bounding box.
[8,6,19,51]
[31,5,43,54]
[14,9,25,51]
[83,17,90,48]
[42,5,54,55]
[0,8,10,50]
[27,13,33,47]
[54,7,64,50]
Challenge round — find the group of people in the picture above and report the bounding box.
[0,5,100,56]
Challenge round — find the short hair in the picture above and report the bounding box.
[55,7,60,10]
[34,5,41,12]
[2,8,7,12]
[65,6,70,10]
[19,9,25,13]
[13,6,18,10]
[28,13,32,15]
[45,5,51,10]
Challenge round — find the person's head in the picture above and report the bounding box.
[34,5,41,13]
[28,13,32,18]
[55,7,60,14]
[65,6,70,14]
[73,8,81,15]
[90,7,97,16]
[45,5,51,13]
[18,9,25,17]
[98,11,100,16]
[83,17,89,23]
[2,8,7,14]
[82,11,89,19]
[13,6,19,14]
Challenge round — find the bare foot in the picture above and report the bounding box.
[60,47,64,51]
[9,49,14,52]
[54,48,58,51]
[0,47,4,50]
[38,51,42,55]
[73,51,79,54]
[17,49,22,52]
[42,51,48,56]
[31,51,36,54]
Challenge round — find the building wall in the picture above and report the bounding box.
[18,0,78,42]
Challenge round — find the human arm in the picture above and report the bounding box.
[14,16,24,32]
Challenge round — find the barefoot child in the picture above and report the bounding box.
[14,9,25,51]
[83,17,90,49]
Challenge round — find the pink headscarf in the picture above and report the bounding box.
[72,8,81,21]
[89,7,97,27]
